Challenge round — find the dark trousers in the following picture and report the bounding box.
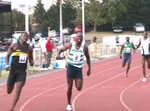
[46,51,52,68]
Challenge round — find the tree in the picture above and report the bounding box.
[121,0,150,30]
[33,0,46,32]
[62,0,77,28]
[73,0,127,31]
[85,0,106,31]
[102,0,127,25]
[12,9,25,31]
[46,3,60,31]
[45,1,76,31]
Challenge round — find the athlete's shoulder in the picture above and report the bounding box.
[27,43,33,52]
[10,43,18,50]
[84,44,88,51]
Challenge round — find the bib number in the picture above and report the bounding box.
[73,53,81,62]
[19,54,27,63]
[126,48,131,53]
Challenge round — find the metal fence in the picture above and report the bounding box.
[0,43,121,77]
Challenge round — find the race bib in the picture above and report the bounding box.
[126,48,131,53]
[73,52,81,62]
[19,54,27,63]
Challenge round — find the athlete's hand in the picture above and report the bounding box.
[29,58,34,66]
[56,55,61,60]
[87,69,91,76]
[30,62,34,66]
[120,55,122,59]
[6,65,11,71]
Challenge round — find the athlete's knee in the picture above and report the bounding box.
[67,88,72,94]
[142,63,145,68]
[7,90,12,94]
[76,86,82,91]
[67,85,72,91]
[148,64,150,69]
[7,85,14,94]
[77,87,82,91]
[122,64,125,67]
[7,89,13,94]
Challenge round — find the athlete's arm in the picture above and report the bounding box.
[132,42,136,53]
[56,43,72,59]
[120,44,124,59]
[136,39,141,49]
[132,42,136,49]
[84,45,91,76]
[6,43,17,70]
[28,45,34,66]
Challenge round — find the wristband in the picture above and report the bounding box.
[6,65,10,68]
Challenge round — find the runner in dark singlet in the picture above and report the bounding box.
[6,32,34,111]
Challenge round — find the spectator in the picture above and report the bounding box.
[89,36,97,58]
[46,36,53,69]
[0,34,4,44]
[115,36,119,44]
[38,38,47,67]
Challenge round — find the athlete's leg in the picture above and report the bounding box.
[142,56,146,78]
[125,54,131,77]
[10,81,25,111]
[126,61,131,77]
[122,55,127,67]
[146,56,150,69]
[75,78,83,91]
[67,78,73,105]
[7,85,14,94]
[7,71,15,94]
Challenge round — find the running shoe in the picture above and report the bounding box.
[66,104,72,111]
[142,78,147,82]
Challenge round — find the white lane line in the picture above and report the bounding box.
[0,56,119,87]
[72,65,141,111]
[19,84,67,111]
[120,74,150,111]
[26,60,120,88]
[19,63,121,110]
[0,58,120,98]
[25,75,65,88]
[19,60,122,111]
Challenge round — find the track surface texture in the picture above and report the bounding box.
[0,52,150,111]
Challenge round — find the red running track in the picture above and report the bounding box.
[0,52,150,111]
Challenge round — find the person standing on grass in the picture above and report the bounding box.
[46,36,53,69]
[89,36,97,58]
[6,32,34,111]
[56,32,91,111]
[120,36,135,77]
[136,31,150,82]
[38,37,47,67]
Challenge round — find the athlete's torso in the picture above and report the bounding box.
[11,42,30,70]
[123,42,133,53]
[68,41,85,68]
[141,37,150,56]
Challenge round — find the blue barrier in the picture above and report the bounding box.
[53,62,59,69]
[0,57,6,70]
[0,56,12,70]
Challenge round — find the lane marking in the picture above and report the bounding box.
[120,74,150,111]
[19,60,123,111]
[19,84,67,111]
[72,65,141,111]
[0,58,120,98]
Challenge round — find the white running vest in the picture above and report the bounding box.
[68,41,85,68]
[141,37,150,56]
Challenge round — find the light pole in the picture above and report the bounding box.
[82,0,85,42]
[59,0,63,46]
[25,2,29,33]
